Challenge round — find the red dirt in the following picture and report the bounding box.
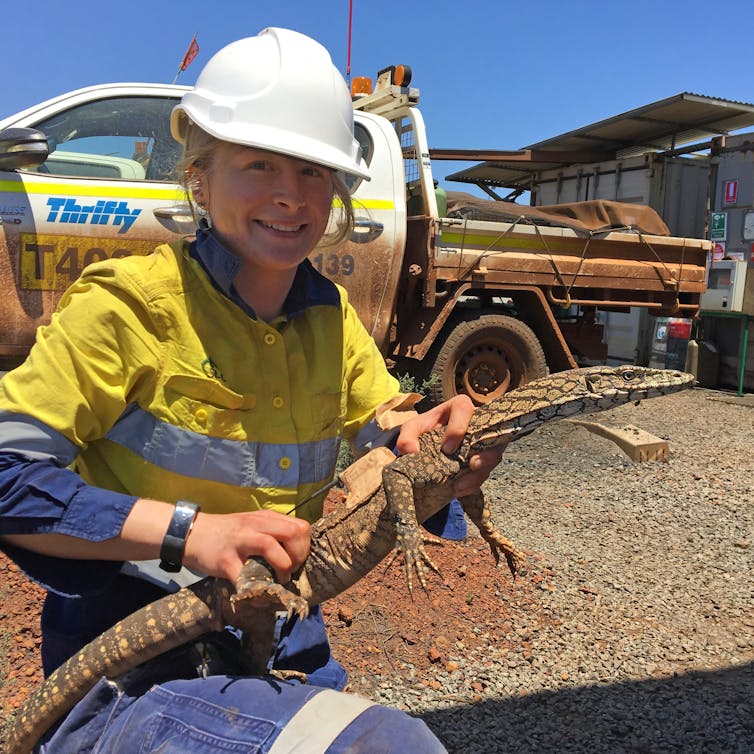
[0,555,45,715]
[0,499,546,731]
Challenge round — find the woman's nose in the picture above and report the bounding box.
[272,168,305,208]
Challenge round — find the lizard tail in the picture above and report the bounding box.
[4,578,230,754]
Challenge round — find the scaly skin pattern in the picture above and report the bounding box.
[6,366,694,754]
[290,365,695,599]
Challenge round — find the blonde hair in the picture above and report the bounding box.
[177,122,355,247]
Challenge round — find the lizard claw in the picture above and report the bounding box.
[419,530,447,548]
[392,527,442,597]
[456,493,528,578]
[402,544,441,597]
[233,556,310,621]
[231,583,310,622]
[486,536,528,578]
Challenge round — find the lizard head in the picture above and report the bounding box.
[466,365,695,452]
[580,365,696,402]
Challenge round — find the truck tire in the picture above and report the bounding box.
[426,313,547,405]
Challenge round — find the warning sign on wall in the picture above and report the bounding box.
[712,241,725,261]
[723,179,738,205]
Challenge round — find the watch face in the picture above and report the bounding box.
[159,502,200,572]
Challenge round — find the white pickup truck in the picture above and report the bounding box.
[0,71,710,403]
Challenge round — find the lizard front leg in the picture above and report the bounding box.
[459,492,528,577]
[382,453,458,595]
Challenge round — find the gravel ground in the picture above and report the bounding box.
[357,387,754,753]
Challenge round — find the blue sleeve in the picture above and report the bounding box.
[0,452,137,596]
[0,452,136,539]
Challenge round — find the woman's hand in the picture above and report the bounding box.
[184,509,311,585]
[395,394,505,497]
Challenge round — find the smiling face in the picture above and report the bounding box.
[194,142,335,276]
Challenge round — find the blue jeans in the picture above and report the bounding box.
[39,674,447,753]
[423,498,468,540]
[41,574,347,688]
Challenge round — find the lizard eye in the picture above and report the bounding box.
[621,370,636,381]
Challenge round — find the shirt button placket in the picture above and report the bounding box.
[264,330,287,410]
[262,327,291,476]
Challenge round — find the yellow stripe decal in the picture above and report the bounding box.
[1,179,395,211]
[0,179,185,201]
[336,197,396,210]
[440,231,567,252]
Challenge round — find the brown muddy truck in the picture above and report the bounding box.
[0,76,710,402]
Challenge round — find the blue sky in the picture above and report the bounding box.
[5,0,754,192]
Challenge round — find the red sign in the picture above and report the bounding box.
[724,179,738,205]
[667,319,691,340]
[712,242,725,261]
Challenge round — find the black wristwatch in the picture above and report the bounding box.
[159,501,201,572]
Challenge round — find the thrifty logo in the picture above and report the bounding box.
[46,197,141,233]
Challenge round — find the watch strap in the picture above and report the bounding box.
[159,501,200,573]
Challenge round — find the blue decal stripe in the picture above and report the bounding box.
[0,411,81,465]
[107,404,339,488]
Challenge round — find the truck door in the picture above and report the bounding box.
[0,87,192,359]
[308,112,405,353]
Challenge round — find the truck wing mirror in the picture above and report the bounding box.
[0,128,49,171]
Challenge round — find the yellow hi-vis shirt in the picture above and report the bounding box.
[0,240,402,522]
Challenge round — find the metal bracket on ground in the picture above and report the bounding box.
[567,420,670,462]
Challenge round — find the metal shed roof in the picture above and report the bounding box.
[441,92,754,192]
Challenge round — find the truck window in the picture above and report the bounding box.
[345,122,374,193]
[27,96,181,182]
[394,116,423,215]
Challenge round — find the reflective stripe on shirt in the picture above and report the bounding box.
[106,402,340,488]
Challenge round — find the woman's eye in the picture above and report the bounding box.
[302,165,322,178]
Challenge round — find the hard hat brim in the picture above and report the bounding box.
[171,106,371,182]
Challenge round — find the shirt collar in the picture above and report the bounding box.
[193,221,242,299]
[191,221,340,318]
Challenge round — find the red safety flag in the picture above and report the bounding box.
[180,36,199,71]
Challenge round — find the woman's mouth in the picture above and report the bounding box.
[260,221,304,233]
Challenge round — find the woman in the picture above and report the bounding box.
[0,28,501,752]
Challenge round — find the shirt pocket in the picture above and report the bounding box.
[308,390,345,439]
[163,373,256,439]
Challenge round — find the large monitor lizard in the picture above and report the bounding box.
[6,365,694,753]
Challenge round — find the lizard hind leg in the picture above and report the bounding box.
[459,492,529,578]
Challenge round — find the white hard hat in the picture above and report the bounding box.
[171,27,370,181]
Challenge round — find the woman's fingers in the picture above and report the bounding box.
[185,510,311,584]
